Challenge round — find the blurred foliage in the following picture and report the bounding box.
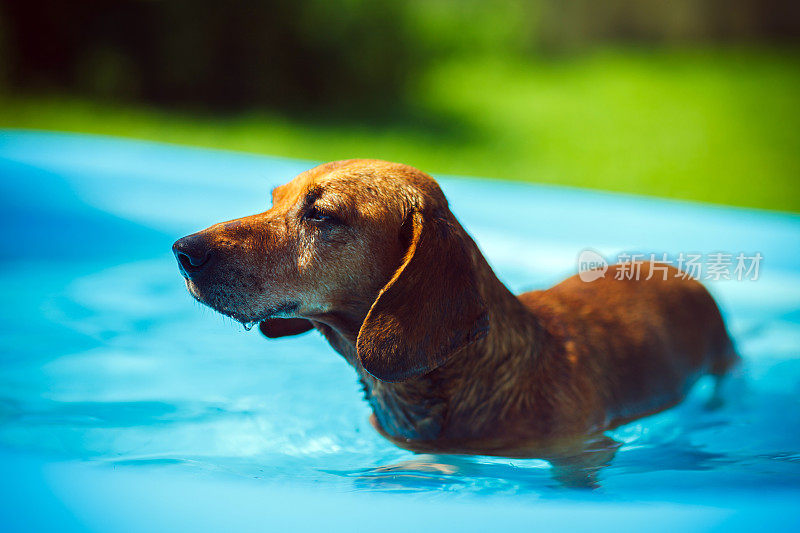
[534,0,799,50]
[3,49,798,211]
[0,0,423,114]
[0,1,798,210]
[1,0,798,113]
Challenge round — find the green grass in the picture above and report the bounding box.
[2,47,799,211]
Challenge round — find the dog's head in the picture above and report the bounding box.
[173,159,488,381]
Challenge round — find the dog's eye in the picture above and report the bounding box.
[304,205,336,224]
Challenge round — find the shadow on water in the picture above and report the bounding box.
[0,158,169,263]
[327,456,554,493]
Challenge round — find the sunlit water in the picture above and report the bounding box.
[1,131,799,530]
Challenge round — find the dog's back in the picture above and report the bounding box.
[519,262,739,430]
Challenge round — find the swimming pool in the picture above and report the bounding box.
[1,130,799,531]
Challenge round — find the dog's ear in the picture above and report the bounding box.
[356,209,489,382]
[259,318,314,338]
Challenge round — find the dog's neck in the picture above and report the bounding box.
[310,240,542,443]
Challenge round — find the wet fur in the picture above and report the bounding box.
[175,159,739,471]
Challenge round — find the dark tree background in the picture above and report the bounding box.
[1,0,798,115]
[0,0,420,114]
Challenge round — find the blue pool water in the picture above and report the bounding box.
[1,130,799,531]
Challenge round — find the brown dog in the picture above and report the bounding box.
[173,160,738,482]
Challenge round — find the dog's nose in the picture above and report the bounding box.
[172,234,212,278]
